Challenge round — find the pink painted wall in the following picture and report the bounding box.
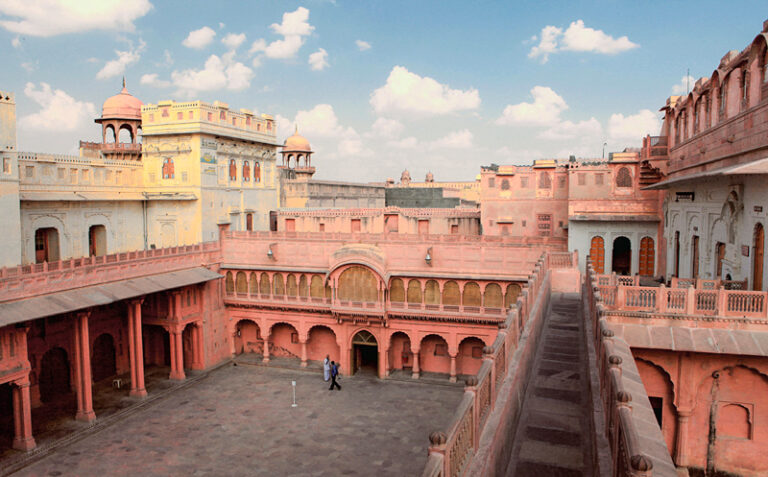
[270,323,301,359]
[307,326,339,363]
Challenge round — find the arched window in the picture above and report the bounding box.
[338,266,378,303]
[118,125,133,144]
[590,236,605,273]
[501,179,510,190]
[225,272,234,293]
[389,278,405,302]
[254,162,261,183]
[616,167,632,188]
[719,78,728,118]
[162,158,174,179]
[235,272,247,293]
[243,161,250,181]
[229,159,237,181]
[483,283,503,308]
[462,282,481,307]
[538,172,551,189]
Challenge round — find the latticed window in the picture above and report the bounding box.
[162,158,174,179]
[501,179,511,190]
[538,172,551,189]
[243,161,250,181]
[254,162,261,182]
[616,167,632,188]
[229,160,237,181]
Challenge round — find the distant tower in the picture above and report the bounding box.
[81,78,143,160]
[279,127,315,181]
[400,169,411,186]
[425,171,434,183]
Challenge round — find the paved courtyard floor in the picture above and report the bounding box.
[12,364,462,477]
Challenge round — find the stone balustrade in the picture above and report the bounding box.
[0,242,221,302]
[586,260,677,476]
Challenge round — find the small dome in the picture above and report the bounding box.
[425,171,434,182]
[101,83,143,120]
[283,130,312,153]
[400,169,411,182]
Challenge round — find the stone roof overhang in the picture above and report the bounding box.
[19,192,198,201]
[569,214,659,222]
[0,267,221,326]
[644,157,768,190]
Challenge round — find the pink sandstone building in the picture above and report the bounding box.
[3,18,768,477]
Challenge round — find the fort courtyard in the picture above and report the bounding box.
[10,364,462,477]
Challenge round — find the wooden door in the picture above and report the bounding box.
[691,236,700,279]
[639,237,655,276]
[246,213,253,231]
[754,224,764,291]
[590,236,605,273]
[716,242,726,278]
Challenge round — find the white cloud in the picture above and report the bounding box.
[370,66,480,116]
[140,73,170,88]
[250,7,314,59]
[21,61,37,73]
[222,32,246,50]
[389,136,418,149]
[0,0,152,37]
[607,109,661,142]
[162,49,173,66]
[429,129,473,149]
[529,20,638,63]
[368,118,403,138]
[308,48,329,71]
[495,146,543,163]
[96,39,146,80]
[496,86,568,126]
[539,118,602,140]
[356,40,371,51]
[183,26,216,49]
[293,104,347,137]
[171,53,253,97]
[671,75,695,95]
[278,104,372,158]
[11,36,20,48]
[19,82,96,131]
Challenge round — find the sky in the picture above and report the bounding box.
[1,0,765,182]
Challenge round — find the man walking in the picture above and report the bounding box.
[328,361,341,391]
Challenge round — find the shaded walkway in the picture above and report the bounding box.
[505,293,594,477]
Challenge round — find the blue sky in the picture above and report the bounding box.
[1,1,765,181]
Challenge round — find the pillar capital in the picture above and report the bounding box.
[13,377,30,388]
[129,297,145,307]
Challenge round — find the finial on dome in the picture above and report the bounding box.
[295,123,298,134]
[122,76,126,89]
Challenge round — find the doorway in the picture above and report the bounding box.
[716,242,726,279]
[638,237,655,276]
[39,347,71,403]
[351,330,378,375]
[612,236,632,275]
[91,334,117,382]
[691,235,700,279]
[590,236,605,273]
[88,225,107,257]
[674,231,681,277]
[35,228,60,263]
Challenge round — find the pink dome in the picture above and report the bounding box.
[101,85,143,120]
[283,131,312,153]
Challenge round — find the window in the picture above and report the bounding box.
[616,167,632,188]
[537,214,552,237]
[3,158,11,174]
[232,117,237,126]
[451,224,459,234]
[188,111,193,119]
[706,94,712,128]
[418,219,430,234]
[246,117,251,126]
[694,100,700,133]
[176,112,182,120]
[229,160,237,181]
[26,165,35,178]
[538,172,551,189]
[291,332,299,344]
[246,213,253,231]
[162,158,174,179]
[578,173,585,186]
[254,162,261,182]
[285,218,296,232]
[351,219,361,233]
[519,177,527,188]
[161,108,169,118]
[488,177,495,188]
[207,112,213,121]
[741,68,749,108]
[502,178,511,190]
[220,111,226,120]
[319,223,325,232]
[558,176,566,188]
[595,173,603,185]
[719,79,727,118]
[434,343,447,356]
[243,161,250,181]
[88,225,107,257]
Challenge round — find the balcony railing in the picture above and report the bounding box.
[0,242,221,302]
[594,273,766,320]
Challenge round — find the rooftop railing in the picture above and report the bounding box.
[0,242,221,302]
[586,260,677,476]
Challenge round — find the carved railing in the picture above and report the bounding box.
[0,242,221,302]
[586,259,675,476]
[422,252,557,477]
[548,250,577,269]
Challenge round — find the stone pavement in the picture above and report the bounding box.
[11,365,462,477]
[505,294,594,477]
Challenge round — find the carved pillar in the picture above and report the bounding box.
[449,352,458,383]
[192,323,203,369]
[128,299,147,397]
[168,327,185,381]
[74,312,95,422]
[411,347,421,379]
[674,410,692,467]
[378,346,388,379]
[300,337,308,367]
[12,379,36,451]
[262,333,271,363]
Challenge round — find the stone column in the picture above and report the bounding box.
[674,410,692,467]
[411,347,421,379]
[300,337,308,367]
[169,328,185,381]
[129,299,147,397]
[449,352,458,383]
[192,324,203,369]
[262,333,271,363]
[12,379,36,451]
[74,312,96,422]
[378,346,388,379]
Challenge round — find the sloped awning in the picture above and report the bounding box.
[644,157,768,190]
[0,267,221,326]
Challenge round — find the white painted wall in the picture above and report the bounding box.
[569,220,659,275]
